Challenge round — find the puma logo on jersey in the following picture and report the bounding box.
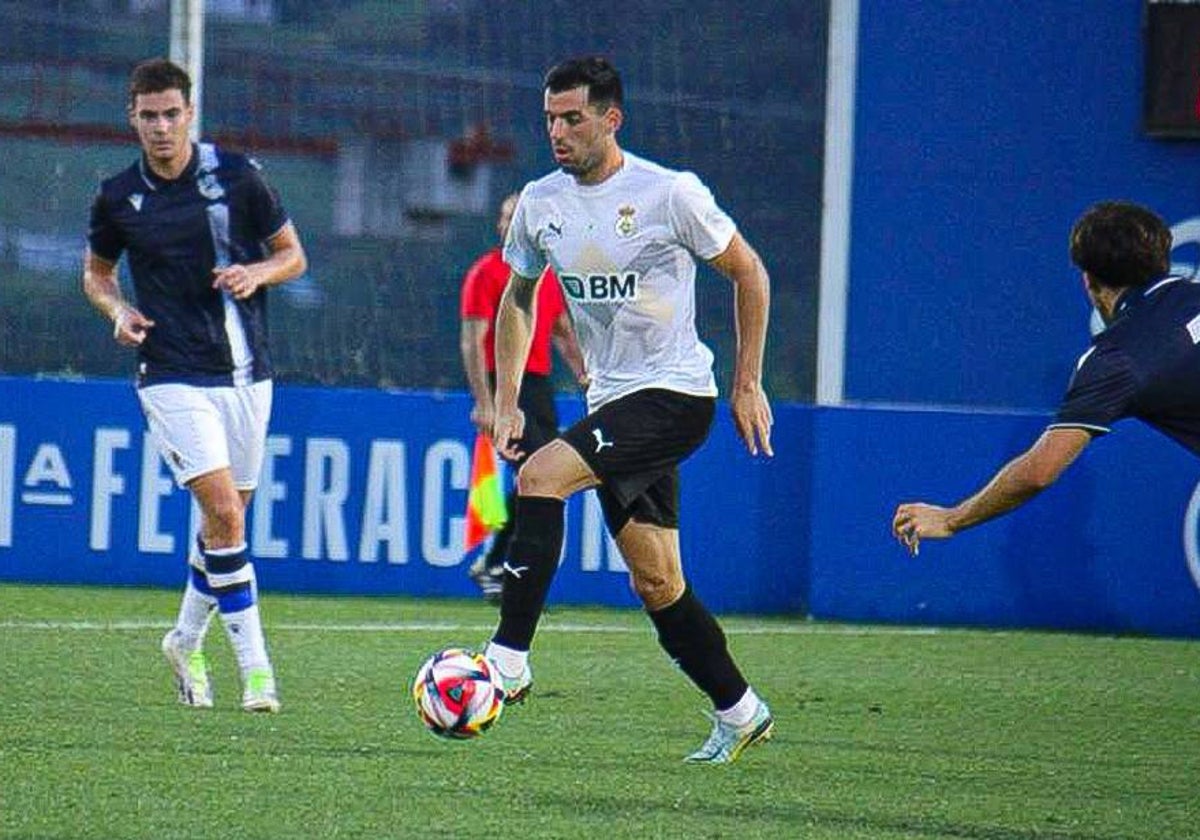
[592,428,614,452]
[502,561,529,578]
[129,194,144,212]
[547,221,563,237]
[561,273,639,303]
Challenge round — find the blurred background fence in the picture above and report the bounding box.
[0,0,825,398]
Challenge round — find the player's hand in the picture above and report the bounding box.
[113,305,155,347]
[212,264,261,300]
[492,407,526,462]
[891,503,955,556]
[470,400,496,439]
[730,382,774,457]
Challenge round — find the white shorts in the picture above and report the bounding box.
[137,380,273,490]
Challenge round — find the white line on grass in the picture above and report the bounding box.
[0,619,943,636]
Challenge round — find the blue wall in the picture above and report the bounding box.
[850,2,1200,409]
[809,406,1200,638]
[0,377,807,615]
[2,377,1198,637]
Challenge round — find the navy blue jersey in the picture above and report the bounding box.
[88,143,290,386]
[1050,277,1200,456]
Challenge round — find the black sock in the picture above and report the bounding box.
[494,496,565,651]
[484,493,518,570]
[648,585,749,710]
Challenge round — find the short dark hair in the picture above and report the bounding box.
[1069,201,1171,289]
[128,58,192,108]
[544,56,623,111]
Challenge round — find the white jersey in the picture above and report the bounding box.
[504,151,736,412]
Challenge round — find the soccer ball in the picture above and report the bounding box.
[411,647,505,739]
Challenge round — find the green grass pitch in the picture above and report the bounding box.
[0,583,1196,839]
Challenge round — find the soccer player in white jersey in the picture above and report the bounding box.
[483,56,775,764]
[83,59,308,712]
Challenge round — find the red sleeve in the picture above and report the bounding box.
[460,250,502,320]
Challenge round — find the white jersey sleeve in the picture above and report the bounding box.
[502,187,547,280]
[668,172,737,261]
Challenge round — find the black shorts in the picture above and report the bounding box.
[560,388,715,534]
[490,372,559,464]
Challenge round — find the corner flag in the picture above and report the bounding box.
[464,433,507,554]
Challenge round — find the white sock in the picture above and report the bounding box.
[484,641,528,677]
[219,603,272,676]
[715,687,762,727]
[174,577,216,651]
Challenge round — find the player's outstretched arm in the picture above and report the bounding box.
[709,232,773,457]
[892,427,1093,555]
[550,311,588,390]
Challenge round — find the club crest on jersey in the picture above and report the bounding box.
[615,205,637,238]
[128,193,144,212]
[197,173,225,201]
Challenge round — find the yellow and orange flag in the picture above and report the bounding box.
[464,433,508,554]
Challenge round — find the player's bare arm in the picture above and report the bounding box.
[83,248,155,346]
[550,310,588,389]
[892,427,1093,555]
[460,316,496,436]
[212,222,307,300]
[491,270,540,459]
[709,232,773,457]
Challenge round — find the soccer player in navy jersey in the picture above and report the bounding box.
[83,59,308,712]
[893,201,1200,554]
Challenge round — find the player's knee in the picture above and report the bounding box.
[515,456,559,497]
[630,568,685,611]
[516,441,591,498]
[200,494,245,541]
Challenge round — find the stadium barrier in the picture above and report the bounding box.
[0,376,806,614]
[808,407,1200,638]
[1,376,1197,637]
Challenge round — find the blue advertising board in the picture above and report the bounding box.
[2,376,1198,637]
[0,376,806,615]
[808,406,1200,638]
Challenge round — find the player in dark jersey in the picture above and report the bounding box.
[83,58,308,712]
[893,201,1196,553]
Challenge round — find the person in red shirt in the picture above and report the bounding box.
[460,192,586,599]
